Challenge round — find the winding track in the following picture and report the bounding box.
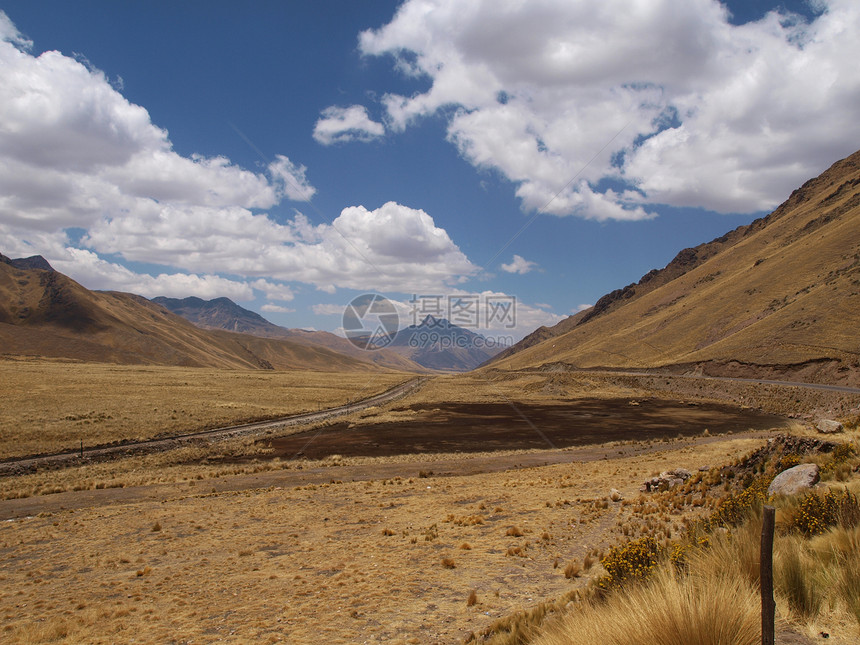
[0,376,430,475]
[624,371,860,394]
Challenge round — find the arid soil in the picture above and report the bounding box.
[1,371,856,644]
[0,432,776,645]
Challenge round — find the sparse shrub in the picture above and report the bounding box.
[838,490,860,529]
[778,453,801,472]
[467,590,478,607]
[423,524,439,542]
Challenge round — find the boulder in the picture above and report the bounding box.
[815,419,843,434]
[641,468,693,493]
[767,463,820,497]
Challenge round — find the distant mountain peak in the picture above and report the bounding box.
[152,296,275,332]
[1,253,54,272]
[414,314,449,328]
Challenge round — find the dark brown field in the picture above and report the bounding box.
[261,398,790,461]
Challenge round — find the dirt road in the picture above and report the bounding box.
[0,429,774,520]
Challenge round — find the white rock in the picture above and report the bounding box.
[816,419,843,434]
[767,464,820,497]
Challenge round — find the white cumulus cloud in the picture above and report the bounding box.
[268,155,316,202]
[311,303,348,316]
[500,254,537,274]
[0,28,289,236]
[260,304,295,314]
[0,14,476,299]
[360,0,860,218]
[313,105,385,145]
[40,201,478,295]
[52,248,257,301]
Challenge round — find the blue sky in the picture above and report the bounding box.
[1,0,857,340]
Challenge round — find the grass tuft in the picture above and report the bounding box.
[563,560,581,579]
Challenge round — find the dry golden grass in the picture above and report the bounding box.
[490,455,860,645]
[489,151,860,375]
[0,359,409,458]
[533,565,761,645]
[0,433,773,644]
[401,371,645,407]
[2,361,848,642]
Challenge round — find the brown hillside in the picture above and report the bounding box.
[488,150,860,385]
[151,296,426,372]
[272,328,428,372]
[0,259,396,372]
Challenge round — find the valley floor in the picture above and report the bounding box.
[1,432,771,644]
[1,367,859,644]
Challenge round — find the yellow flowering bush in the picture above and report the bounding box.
[707,473,774,528]
[790,489,857,536]
[598,536,662,591]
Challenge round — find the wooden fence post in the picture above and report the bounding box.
[761,505,776,645]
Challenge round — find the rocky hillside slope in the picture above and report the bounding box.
[487,150,860,386]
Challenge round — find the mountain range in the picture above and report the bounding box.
[487,149,860,387]
[153,297,505,371]
[3,149,858,381]
[0,255,391,372]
